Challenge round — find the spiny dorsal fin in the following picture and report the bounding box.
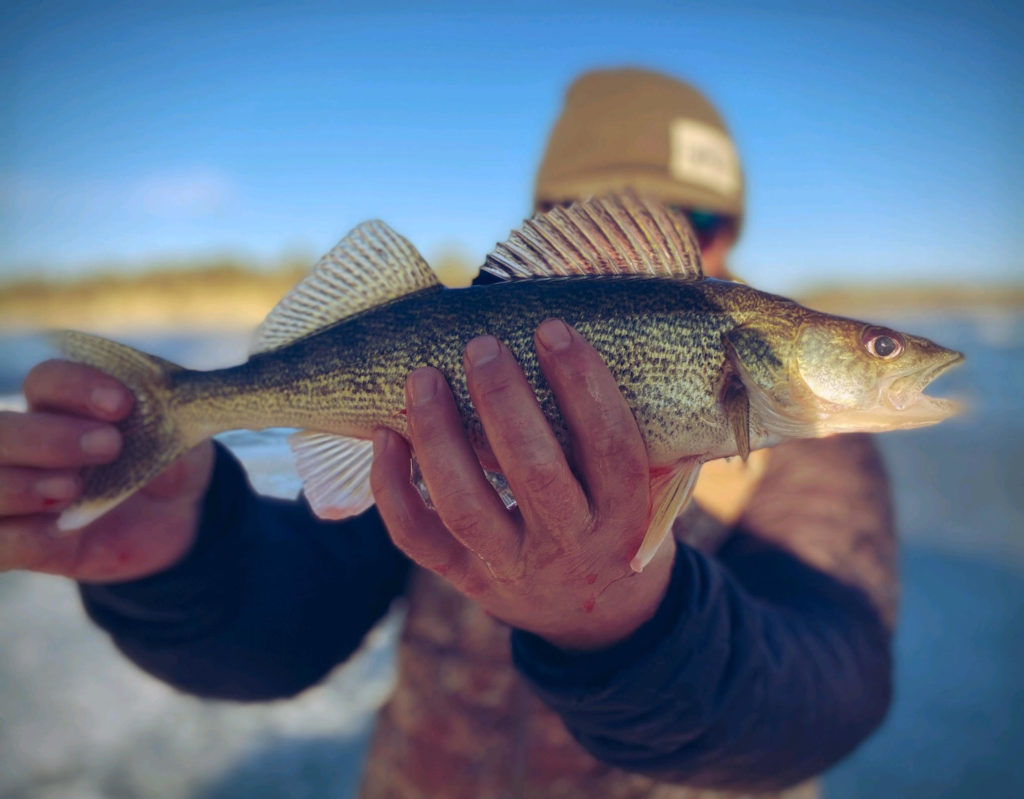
[251,220,440,354]
[483,191,703,281]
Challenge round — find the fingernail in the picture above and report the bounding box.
[536,319,573,352]
[80,427,121,457]
[373,428,391,454]
[36,475,79,500]
[91,385,127,415]
[407,369,439,406]
[465,335,500,367]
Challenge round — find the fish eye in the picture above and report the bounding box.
[862,327,904,359]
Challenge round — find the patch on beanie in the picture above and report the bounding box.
[669,119,740,199]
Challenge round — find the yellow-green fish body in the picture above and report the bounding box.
[56,194,963,570]
[175,279,776,460]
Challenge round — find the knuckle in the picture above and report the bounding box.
[594,432,647,482]
[439,499,488,541]
[427,554,467,582]
[497,422,553,464]
[542,503,590,541]
[588,419,634,460]
[484,552,526,584]
[589,424,626,460]
[459,570,488,597]
[520,459,563,497]
[473,372,519,406]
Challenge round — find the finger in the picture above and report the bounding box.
[463,335,590,543]
[370,428,487,592]
[0,467,81,516]
[404,368,521,575]
[0,515,81,575]
[24,360,133,420]
[0,411,122,468]
[534,319,650,524]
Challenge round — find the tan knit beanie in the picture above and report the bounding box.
[534,68,744,222]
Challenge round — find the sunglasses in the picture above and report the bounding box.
[670,207,735,251]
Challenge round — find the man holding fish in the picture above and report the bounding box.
[0,69,962,798]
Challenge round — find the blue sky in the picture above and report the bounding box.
[2,0,1021,293]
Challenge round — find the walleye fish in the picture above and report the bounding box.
[54,193,963,571]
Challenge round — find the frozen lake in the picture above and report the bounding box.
[0,310,1021,798]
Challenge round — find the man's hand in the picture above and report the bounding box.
[371,319,674,652]
[0,360,214,581]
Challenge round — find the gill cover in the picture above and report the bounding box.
[795,322,878,409]
[723,323,819,438]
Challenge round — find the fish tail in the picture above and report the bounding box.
[50,331,189,532]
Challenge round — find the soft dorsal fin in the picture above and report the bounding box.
[252,220,440,354]
[482,191,703,281]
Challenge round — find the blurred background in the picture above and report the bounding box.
[1,1,1022,797]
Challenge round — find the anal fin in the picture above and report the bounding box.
[631,459,703,573]
[289,431,375,519]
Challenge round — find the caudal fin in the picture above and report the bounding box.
[51,331,188,531]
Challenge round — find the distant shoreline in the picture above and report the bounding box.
[0,263,305,334]
[798,284,1024,317]
[1,266,1021,334]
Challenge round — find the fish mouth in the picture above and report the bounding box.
[878,348,965,427]
[886,349,963,406]
[816,348,965,434]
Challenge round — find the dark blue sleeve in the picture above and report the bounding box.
[510,537,891,792]
[79,442,412,701]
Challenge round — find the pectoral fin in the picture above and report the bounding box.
[631,459,703,573]
[722,376,751,462]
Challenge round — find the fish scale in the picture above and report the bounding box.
[172,278,742,466]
